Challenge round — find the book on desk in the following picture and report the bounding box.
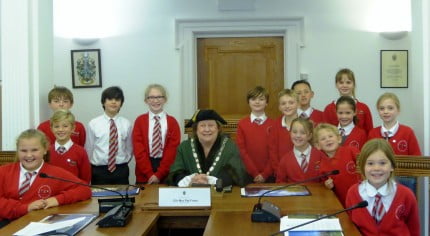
[280,215,343,236]
[13,213,97,236]
[91,186,140,197]
[241,185,310,197]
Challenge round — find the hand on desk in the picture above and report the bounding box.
[44,197,59,209]
[148,175,160,184]
[191,174,209,184]
[254,174,265,183]
[28,199,47,212]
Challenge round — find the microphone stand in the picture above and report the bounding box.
[270,201,368,236]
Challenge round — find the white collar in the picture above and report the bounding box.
[381,121,399,137]
[293,145,311,157]
[55,139,73,151]
[150,111,166,120]
[250,113,267,123]
[297,107,313,117]
[362,179,396,197]
[338,122,355,135]
[20,161,44,175]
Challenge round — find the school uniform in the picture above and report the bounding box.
[236,114,274,180]
[297,107,324,126]
[339,123,367,150]
[49,140,92,184]
[0,162,91,221]
[368,122,422,155]
[37,120,86,146]
[323,98,373,134]
[346,180,420,236]
[132,112,180,183]
[268,115,294,175]
[276,146,327,183]
[319,146,361,206]
[85,113,133,184]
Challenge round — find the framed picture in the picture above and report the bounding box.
[71,49,102,88]
[380,50,408,88]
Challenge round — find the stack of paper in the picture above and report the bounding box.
[280,216,343,236]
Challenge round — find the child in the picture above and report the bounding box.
[314,123,361,206]
[323,68,373,134]
[49,109,91,184]
[236,86,274,183]
[368,92,421,155]
[276,118,327,183]
[291,79,324,125]
[85,86,133,184]
[37,86,86,146]
[345,139,420,236]
[268,89,297,175]
[132,84,180,184]
[336,96,367,150]
[0,129,91,226]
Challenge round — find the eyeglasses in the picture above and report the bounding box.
[146,96,165,100]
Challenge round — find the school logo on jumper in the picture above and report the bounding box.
[397,140,408,152]
[395,204,406,220]
[349,141,360,149]
[346,161,356,174]
[38,185,52,199]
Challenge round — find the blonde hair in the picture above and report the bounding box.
[335,68,356,97]
[144,84,168,101]
[277,88,299,102]
[313,123,340,145]
[48,86,74,104]
[376,92,400,111]
[50,109,75,127]
[291,117,314,143]
[358,138,396,181]
[16,129,50,162]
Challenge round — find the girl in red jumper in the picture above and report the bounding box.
[346,139,419,236]
[276,118,326,183]
[323,68,373,134]
[314,123,361,206]
[132,84,181,184]
[0,129,91,228]
[336,96,367,150]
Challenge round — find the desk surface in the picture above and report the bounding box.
[0,183,360,235]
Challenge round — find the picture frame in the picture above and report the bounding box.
[71,49,102,88]
[380,50,408,88]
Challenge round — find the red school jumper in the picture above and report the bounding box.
[38,120,86,146]
[346,183,420,236]
[132,113,181,183]
[308,108,324,126]
[319,146,361,206]
[268,116,294,176]
[236,116,274,179]
[49,144,92,184]
[0,162,91,221]
[276,147,327,183]
[323,100,373,134]
[368,124,422,155]
[342,126,367,150]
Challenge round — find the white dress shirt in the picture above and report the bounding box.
[358,180,397,216]
[250,113,267,124]
[293,145,311,166]
[19,161,44,187]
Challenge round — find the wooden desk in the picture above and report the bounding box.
[0,198,159,236]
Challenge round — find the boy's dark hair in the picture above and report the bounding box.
[101,86,125,110]
[246,86,269,103]
[291,79,312,91]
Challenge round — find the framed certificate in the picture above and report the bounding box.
[380,50,408,88]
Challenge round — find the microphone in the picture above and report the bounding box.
[270,200,368,236]
[251,170,340,222]
[39,172,136,227]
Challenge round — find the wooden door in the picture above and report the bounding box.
[197,37,284,120]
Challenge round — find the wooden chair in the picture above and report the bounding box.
[0,151,16,166]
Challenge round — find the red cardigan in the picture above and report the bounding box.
[342,126,367,150]
[132,113,180,183]
[346,183,420,236]
[38,120,86,147]
[276,147,327,183]
[319,146,361,206]
[236,116,274,179]
[368,124,422,155]
[309,108,324,126]
[268,116,294,175]
[0,162,91,221]
[49,143,92,184]
[323,100,373,134]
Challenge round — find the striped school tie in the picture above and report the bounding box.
[383,131,391,140]
[57,146,66,155]
[372,193,385,223]
[19,172,34,196]
[339,128,346,137]
[253,118,263,125]
[300,112,308,119]
[150,116,162,157]
[108,119,118,172]
[300,153,308,172]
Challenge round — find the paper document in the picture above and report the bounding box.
[14,217,85,235]
[280,216,343,236]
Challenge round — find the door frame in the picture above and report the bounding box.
[174,17,305,122]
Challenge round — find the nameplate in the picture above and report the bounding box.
[158,187,211,207]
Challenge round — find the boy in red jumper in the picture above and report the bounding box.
[48,110,91,184]
[236,86,274,183]
[0,129,91,228]
[291,79,324,126]
[37,86,86,146]
[346,139,419,236]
